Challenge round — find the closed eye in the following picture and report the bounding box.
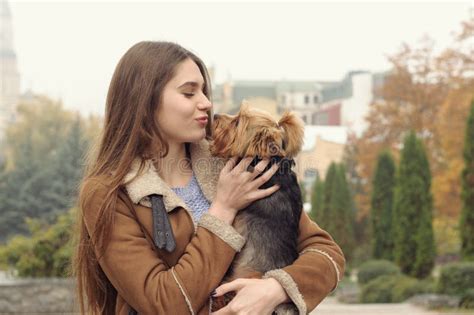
[183,89,206,98]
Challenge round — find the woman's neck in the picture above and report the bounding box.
[153,141,192,187]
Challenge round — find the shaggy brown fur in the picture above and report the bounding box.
[209,100,305,311]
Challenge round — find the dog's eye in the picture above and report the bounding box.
[233,117,240,127]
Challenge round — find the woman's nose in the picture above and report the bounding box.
[198,95,212,110]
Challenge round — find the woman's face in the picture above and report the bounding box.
[156,58,212,144]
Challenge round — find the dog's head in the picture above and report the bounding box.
[210,100,304,159]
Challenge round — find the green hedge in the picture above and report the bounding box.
[360,275,396,303]
[360,274,430,303]
[460,288,474,309]
[437,262,474,296]
[392,276,431,302]
[0,209,74,277]
[357,260,401,285]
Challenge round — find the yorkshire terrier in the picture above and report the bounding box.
[209,100,305,312]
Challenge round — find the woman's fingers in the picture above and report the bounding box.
[250,162,280,189]
[246,159,270,180]
[223,156,238,173]
[216,157,281,212]
[232,156,253,174]
[213,279,245,297]
[249,183,281,201]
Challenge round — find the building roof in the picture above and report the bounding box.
[302,125,348,151]
[275,81,324,93]
[214,70,388,111]
[232,84,276,106]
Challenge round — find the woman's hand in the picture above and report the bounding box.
[209,157,280,223]
[210,278,289,315]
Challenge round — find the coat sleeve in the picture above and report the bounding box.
[262,210,346,314]
[81,178,245,315]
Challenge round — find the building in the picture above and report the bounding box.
[312,71,387,137]
[213,71,387,137]
[295,125,348,199]
[211,71,388,199]
[0,0,20,146]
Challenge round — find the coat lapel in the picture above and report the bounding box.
[124,139,225,213]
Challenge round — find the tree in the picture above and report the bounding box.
[460,99,474,261]
[310,179,324,223]
[393,131,435,278]
[0,208,75,277]
[370,150,396,261]
[329,164,355,261]
[320,163,338,230]
[346,20,473,265]
[0,95,98,241]
[299,181,307,204]
[46,115,88,219]
[352,18,473,229]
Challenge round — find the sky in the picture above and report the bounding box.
[6,0,474,116]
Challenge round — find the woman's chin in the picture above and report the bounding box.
[186,130,206,143]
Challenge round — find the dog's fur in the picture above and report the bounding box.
[209,100,305,311]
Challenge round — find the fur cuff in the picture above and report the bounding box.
[198,213,246,252]
[273,303,299,315]
[263,269,306,315]
[299,248,341,293]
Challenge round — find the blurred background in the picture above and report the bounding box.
[0,0,473,313]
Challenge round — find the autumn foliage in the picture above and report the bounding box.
[348,18,474,256]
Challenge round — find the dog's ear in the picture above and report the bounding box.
[209,115,237,158]
[278,111,305,158]
[210,127,237,157]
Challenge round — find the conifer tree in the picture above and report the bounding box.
[393,131,435,278]
[460,99,474,261]
[370,150,396,260]
[310,179,324,223]
[320,163,337,229]
[329,164,355,261]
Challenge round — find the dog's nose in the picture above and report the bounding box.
[213,113,221,120]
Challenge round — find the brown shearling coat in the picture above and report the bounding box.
[81,139,345,314]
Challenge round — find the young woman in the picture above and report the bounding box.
[72,41,345,315]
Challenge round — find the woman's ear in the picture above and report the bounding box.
[278,111,305,158]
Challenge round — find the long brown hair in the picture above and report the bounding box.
[71,41,213,314]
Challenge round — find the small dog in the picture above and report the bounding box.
[209,100,305,311]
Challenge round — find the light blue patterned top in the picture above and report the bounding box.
[171,171,210,224]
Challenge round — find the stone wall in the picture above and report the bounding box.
[0,278,78,314]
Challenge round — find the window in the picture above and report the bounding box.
[304,168,320,187]
[304,168,319,180]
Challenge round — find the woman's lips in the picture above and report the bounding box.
[196,117,208,126]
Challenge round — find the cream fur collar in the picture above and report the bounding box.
[123,139,225,213]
